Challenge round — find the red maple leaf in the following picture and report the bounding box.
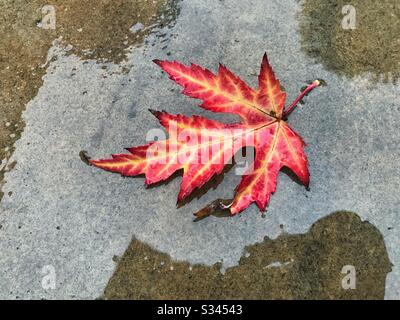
[90,53,321,216]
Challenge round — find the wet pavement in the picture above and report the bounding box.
[104,212,391,300]
[0,0,399,299]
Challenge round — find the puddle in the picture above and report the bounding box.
[0,0,181,200]
[299,0,400,83]
[50,0,181,63]
[103,211,391,299]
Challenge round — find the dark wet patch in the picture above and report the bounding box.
[299,0,400,83]
[103,211,391,299]
[50,0,181,63]
[0,0,181,200]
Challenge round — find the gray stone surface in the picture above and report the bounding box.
[0,0,399,299]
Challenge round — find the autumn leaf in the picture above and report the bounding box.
[90,53,321,215]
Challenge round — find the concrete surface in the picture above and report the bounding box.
[0,0,399,299]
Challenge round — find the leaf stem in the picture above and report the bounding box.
[283,80,321,119]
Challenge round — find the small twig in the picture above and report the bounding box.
[193,198,233,222]
[79,150,92,166]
